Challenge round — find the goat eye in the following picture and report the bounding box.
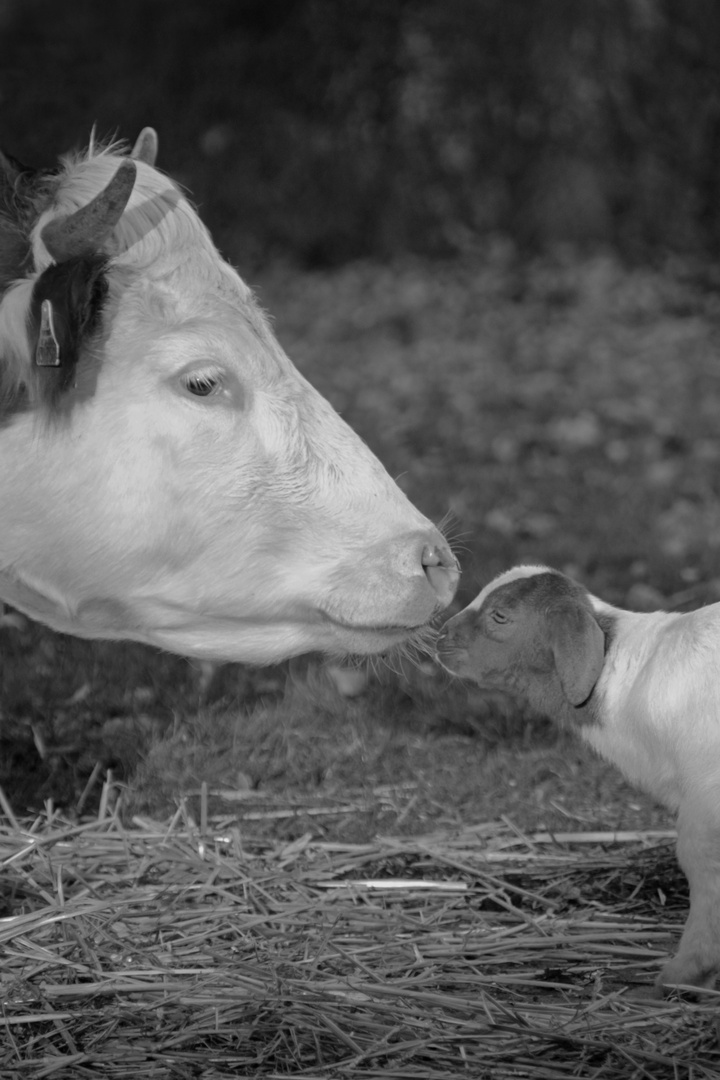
[183,372,222,398]
[490,610,508,624]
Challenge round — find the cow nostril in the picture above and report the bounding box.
[421,543,459,572]
[422,543,459,608]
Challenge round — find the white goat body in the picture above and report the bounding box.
[437,564,720,991]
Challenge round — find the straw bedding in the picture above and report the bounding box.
[1,781,718,1079]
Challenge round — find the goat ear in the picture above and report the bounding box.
[547,601,605,707]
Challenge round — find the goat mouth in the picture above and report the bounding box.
[434,646,468,673]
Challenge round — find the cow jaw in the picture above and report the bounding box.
[0,566,441,664]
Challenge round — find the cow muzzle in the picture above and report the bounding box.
[324,528,460,634]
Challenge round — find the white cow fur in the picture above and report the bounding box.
[438,564,720,991]
[0,133,458,663]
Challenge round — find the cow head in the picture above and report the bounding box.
[0,129,459,662]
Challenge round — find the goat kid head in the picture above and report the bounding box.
[437,566,606,718]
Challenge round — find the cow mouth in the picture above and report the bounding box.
[318,609,427,635]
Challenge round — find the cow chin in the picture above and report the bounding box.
[71,594,427,663]
[145,615,424,664]
[131,548,449,662]
[315,611,430,658]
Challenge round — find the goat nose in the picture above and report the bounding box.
[422,542,459,609]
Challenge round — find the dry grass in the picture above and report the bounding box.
[1,783,718,1079]
[121,663,674,845]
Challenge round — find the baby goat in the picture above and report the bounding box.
[436,564,720,992]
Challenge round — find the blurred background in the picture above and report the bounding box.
[2,0,720,827]
[6,0,720,265]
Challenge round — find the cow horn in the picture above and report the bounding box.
[41,158,137,263]
[131,127,158,166]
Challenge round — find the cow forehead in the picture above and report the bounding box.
[112,277,297,387]
[37,151,257,321]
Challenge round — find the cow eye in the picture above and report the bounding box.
[490,610,508,624]
[182,371,223,398]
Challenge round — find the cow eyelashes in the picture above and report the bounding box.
[182,371,223,398]
[176,365,243,408]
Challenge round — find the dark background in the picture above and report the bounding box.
[4,0,720,269]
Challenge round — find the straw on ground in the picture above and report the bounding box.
[0,781,718,1079]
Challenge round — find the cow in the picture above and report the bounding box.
[0,128,458,664]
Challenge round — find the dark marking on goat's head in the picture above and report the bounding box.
[437,567,607,724]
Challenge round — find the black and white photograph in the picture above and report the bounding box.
[1,2,720,1075]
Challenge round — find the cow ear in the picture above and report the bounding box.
[131,127,158,166]
[30,254,108,400]
[547,601,605,707]
[0,148,35,190]
[0,151,37,286]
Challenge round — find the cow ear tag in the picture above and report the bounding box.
[35,299,61,367]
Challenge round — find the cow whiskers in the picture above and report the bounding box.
[371,623,440,678]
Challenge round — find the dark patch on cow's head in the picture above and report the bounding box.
[26,254,109,412]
